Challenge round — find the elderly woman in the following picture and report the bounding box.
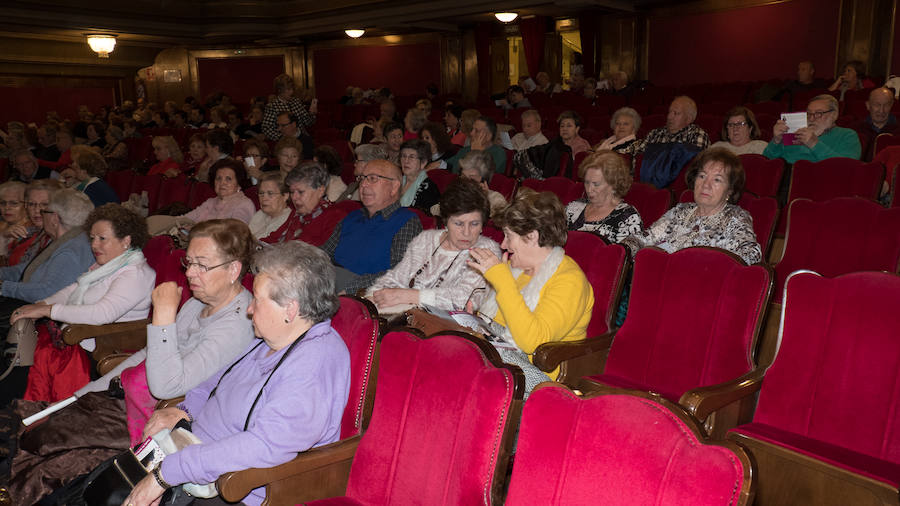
[101,125,128,171]
[595,107,642,155]
[828,60,875,100]
[195,129,234,183]
[274,136,303,179]
[85,121,106,149]
[71,150,119,207]
[622,147,762,265]
[403,108,427,140]
[4,180,61,269]
[457,109,481,146]
[147,136,184,177]
[0,181,29,258]
[367,178,500,313]
[433,150,507,218]
[123,241,349,506]
[10,204,155,402]
[383,121,404,165]
[181,160,255,225]
[566,151,643,243]
[421,121,457,170]
[467,189,594,390]
[399,139,441,211]
[184,133,207,177]
[5,220,257,505]
[558,110,591,156]
[710,106,768,155]
[313,145,349,202]
[265,163,346,246]
[262,73,317,141]
[249,173,291,240]
[241,138,270,183]
[0,189,93,405]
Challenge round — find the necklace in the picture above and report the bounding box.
[408,233,466,289]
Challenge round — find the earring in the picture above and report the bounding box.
[284,318,290,324]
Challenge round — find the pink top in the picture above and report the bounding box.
[44,261,156,325]
[183,190,256,224]
[567,136,592,156]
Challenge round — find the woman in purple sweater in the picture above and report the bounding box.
[125,241,350,506]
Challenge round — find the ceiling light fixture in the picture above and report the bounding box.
[494,12,518,23]
[86,34,117,58]
[345,29,365,38]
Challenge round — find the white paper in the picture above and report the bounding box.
[22,395,77,426]
[781,112,807,133]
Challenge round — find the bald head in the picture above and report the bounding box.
[867,87,895,128]
[667,96,697,134]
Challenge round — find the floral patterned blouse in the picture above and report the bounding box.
[566,200,644,244]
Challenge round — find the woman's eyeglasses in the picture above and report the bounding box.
[181,257,232,273]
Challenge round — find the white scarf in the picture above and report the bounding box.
[479,246,565,349]
[67,248,146,305]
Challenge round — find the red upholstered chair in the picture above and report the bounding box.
[408,207,435,229]
[679,191,779,258]
[728,271,900,506]
[535,247,772,438]
[625,181,672,226]
[520,177,580,204]
[481,223,504,244]
[244,184,260,210]
[506,384,754,506]
[128,174,164,214]
[874,132,900,157]
[155,174,191,210]
[217,296,381,504]
[187,181,216,208]
[298,330,523,505]
[739,154,784,199]
[105,169,136,202]
[561,231,627,338]
[776,157,884,234]
[488,172,516,201]
[426,168,457,193]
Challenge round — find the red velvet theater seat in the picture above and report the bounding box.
[520,176,582,204]
[217,295,380,504]
[728,270,900,506]
[738,154,783,199]
[535,247,772,438]
[506,384,754,506]
[561,231,627,338]
[298,330,523,505]
[626,181,673,226]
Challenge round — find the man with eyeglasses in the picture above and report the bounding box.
[320,160,422,294]
[764,94,861,163]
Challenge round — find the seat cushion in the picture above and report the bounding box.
[731,422,900,488]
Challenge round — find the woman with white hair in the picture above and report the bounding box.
[595,107,642,155]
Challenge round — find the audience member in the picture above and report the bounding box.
[500,85,532,110]
[313,145,348,202]
[12,150,56,183]
[444,104,466,145]
[33,125,60,162]
[195,128,234,183]
[635,96,710,188]
[367,178,500,313]
[534,71,563,94]
[5,180,59,269]
[274,111,314,159]
[321,159,422,294]
[184,133,207,177]
[828,60,875,100]
[446,116,506,175]
[383,121,404,166]
[711,106,768,155]
[0,182,29,258]
[399,139,440,211]
[334,143,387,202]
[273,136,302,180]
[421,122,458,169]
[70,150,119,207]
[510,110,549,151]
[595,107,641,156]
[853,87,897,161]
[566,151,643,243]
[265,163,347,245]
[102,125,128,171]
[622,147,761,265]
[403,108,427,140]
[262,73,317,141]
[249,172,291,240]
[774,60,827,101]
[147,136,183,177]
[764,94,861,162]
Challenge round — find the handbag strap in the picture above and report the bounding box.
[206,328,310,431]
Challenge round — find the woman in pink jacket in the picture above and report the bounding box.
[11,203,156,402]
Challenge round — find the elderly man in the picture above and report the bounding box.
[33,125,60,162]
[774,60,827,102]
[634,96,709,188]
[320,159,422,294]
[853,87,898,161]
[13,150,57,183]
[445,116,507,175]
[334,143,388,202]
[764,94,861,163]
[263,73,317,141]
[511,110,549,151]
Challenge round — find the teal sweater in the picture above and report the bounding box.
[446,144,507,175]
[763,126,861,163]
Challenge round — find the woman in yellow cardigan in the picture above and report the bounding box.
[468,189,594,393]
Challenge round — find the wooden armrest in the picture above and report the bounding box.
[217,435,361,503]
[62,319,149,345]
[155,397,185,410]
[97,353,132,376]
[532,331,615,375]
[679,367,766,422]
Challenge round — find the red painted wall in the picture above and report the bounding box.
[197,56,285,106]
[313,43,441,102]
[648,0,841,86]
[0,83,116,125]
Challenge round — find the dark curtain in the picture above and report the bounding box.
[475,22,493,98]
[579,14,601,77]
[519,16,546,76]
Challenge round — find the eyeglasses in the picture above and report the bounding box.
[0,201,22,208]
[25,202,49,210]
[180,257,233,273]
[726,121,748,128]
[807,109,835,120]
[356,173,396,185]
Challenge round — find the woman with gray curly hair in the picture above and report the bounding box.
[264,163,347,246]
[126,241,350,506]
[595,107,642,154]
